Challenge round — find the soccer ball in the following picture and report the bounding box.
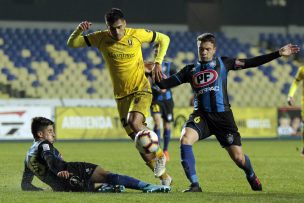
[135,130,159,154]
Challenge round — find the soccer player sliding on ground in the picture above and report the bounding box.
[21,117,171,193]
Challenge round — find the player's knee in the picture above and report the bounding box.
[154,122,161,129]
[232,154,245,166]
[127,119,138,131]
[92,166,109,182]
[180,135,194,145]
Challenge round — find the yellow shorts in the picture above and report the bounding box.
[116,91,152,135]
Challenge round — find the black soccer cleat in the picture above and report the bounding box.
[247,174,262,191]
[182,184,203,193]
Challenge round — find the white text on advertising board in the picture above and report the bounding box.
[246,119,271,128]
[62,116,112,129]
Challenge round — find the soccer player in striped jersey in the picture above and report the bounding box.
[287,65,304,156]
[21,117,171,193]
[67,8,171,185]
[156,33,300,192]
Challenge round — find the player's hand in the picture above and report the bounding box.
[287,96,294,106]
[152,63,164,83]
[78,21,92,31]
[144,61,154,73]
[279,44,300,56]
[57,171,73,179]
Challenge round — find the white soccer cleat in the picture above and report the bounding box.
[154,155,166,177]
[161,174,172,186]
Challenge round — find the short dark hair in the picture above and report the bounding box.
[105,8,125,24]
[197,33,216,46]
[31,117,54,140]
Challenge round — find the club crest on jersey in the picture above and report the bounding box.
[192,69,218,88]
[128,39,133,46]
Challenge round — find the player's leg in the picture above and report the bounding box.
[151,103,162,143]
[163,121,171,161]
[225,145,262,191]
[162,100,174,161]
[180,113,211,192]
[117,92,171,184]
[90,166,170,193]
[180,126,202,192]
[128,111,169,178]
[215,110,262,191]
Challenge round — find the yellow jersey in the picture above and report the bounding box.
[67,27,170,99]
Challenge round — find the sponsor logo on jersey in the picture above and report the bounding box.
[108,52,135,59]
[196,85,220,95]
[192,70,218,88]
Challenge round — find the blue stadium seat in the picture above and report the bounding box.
[0,27,302,104]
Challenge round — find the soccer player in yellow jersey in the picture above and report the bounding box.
[67,8,171,185]
[287,65,304,156]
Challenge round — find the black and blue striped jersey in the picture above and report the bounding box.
[157,51,281,112]
[174,57,237,112]
[22,140,69,191]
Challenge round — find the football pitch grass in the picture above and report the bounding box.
[1,139,304,203]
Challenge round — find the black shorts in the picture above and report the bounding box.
[185,110,241,147]
[150,100,174,122]
[65,162,98,192]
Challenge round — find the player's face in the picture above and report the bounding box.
[106,19,126,41]
[198,41,216,62]
[38,125,56,144]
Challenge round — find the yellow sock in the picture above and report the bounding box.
[146,160,170,180]
[160,172,169,179]
[155,147,164,158]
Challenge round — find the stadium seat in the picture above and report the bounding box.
[0,27,302,106]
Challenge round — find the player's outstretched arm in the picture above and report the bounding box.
[156,75,181,90]
[67,21,92,48]
[21,164,43,191]
[239,44,300,69]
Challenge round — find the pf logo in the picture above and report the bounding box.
[192,70,218,87]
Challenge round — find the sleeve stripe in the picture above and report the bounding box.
[84,36,91,46]
[151,31,156,43]
[173,75,182,84]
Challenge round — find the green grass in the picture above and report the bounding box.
[1,140,304,202]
